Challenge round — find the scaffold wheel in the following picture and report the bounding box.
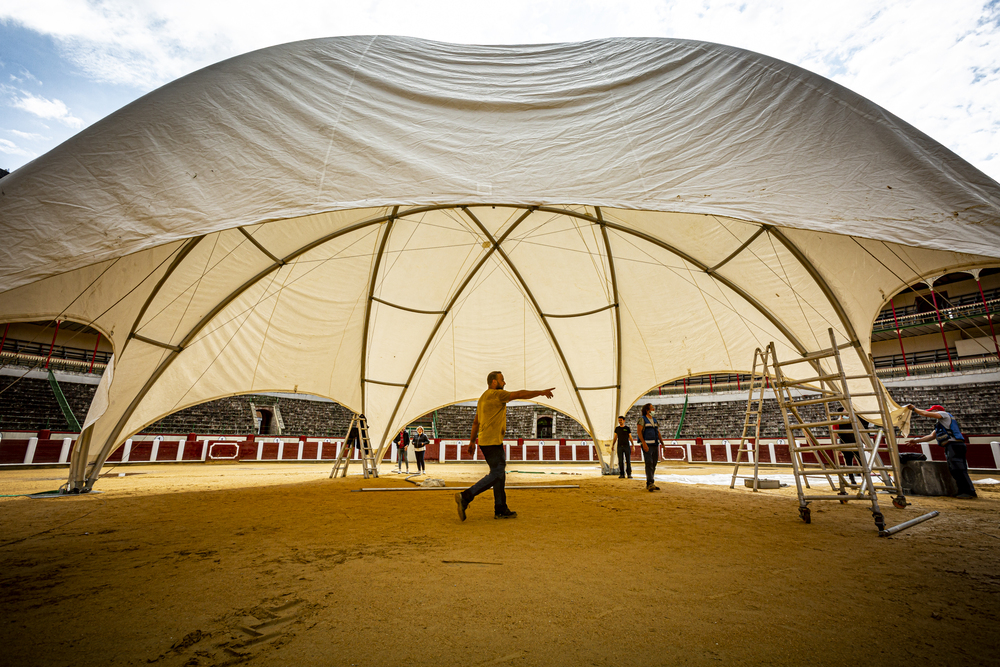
[892,496,908,509]
[799,506,811,524]
[838,490,848,504]
[873,511,885,532]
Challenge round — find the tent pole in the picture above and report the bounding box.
[596,207,622,474]
[66,425,92,492]
[360,207,398,416]
[121,236,206,358]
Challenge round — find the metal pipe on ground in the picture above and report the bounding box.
[879,511,940,537]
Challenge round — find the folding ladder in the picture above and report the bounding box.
[729,346,772,491]
[329,413,380,479]
[770,328,905,532]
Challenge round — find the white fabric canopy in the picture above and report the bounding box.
[0,36,997,489]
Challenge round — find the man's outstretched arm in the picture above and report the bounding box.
[506,388,555,401]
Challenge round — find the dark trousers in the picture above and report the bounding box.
[461,445,507,513]
[842,449,858,483]
[415,450,425,471]
[642,443,659,486]
[617,444,632,477]
[945,443,977,497]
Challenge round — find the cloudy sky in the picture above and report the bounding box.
[1,0,998,180]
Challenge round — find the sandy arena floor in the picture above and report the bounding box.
[1,460,999,667]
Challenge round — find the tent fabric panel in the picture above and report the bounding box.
[544,314,617,390]
[0,243,183,350]
[372,209,488,313]
[84,342,173,464]
[3,37,1000,296]
[121,271,294,438]
[503,212,614,318]
[712,229,848,353]
[602,209,763,271]
[134,229,276,347]
[388,255,580,437]
[236,206,389,262]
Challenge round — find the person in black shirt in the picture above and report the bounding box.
[612,415,633,479]
[394,429,410,473]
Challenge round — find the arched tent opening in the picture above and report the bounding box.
[0,36,997,492]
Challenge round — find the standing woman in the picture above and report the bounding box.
[412,426,430,474]
[638,403,664,492]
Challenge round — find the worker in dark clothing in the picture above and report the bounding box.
[394,429,410,473]
[637,403,664,492]
[344,415,364,458]
[832,406,868,484]
[612,415,633,479]
[905,404,977,499]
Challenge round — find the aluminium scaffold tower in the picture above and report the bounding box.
[729,346,772,491]
[329,413,380,479]
[770,328,906,532]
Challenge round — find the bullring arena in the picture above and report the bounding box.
[2,36,1000,666]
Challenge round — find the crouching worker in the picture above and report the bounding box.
[905,404,977,499]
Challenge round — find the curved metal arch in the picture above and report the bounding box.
[373,207,537,461]
[121,235,206,357]
[78,206,455,488]
[360,206,398,414]
[462,207,598,440]
[766,226,860,346]
[541,303,617,318]
[596,207,624,422]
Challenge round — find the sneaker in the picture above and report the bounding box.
[652,484,660,491]
[494,510,518,519]
[618,475,625,479]
[455,493,467,521]
[627,475,633,479]
[647,484,656,492]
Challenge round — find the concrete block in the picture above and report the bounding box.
[901,461,958,497]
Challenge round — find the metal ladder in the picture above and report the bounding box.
[329,413,379,479]
[770,328,906,532]
[729,346,771,491]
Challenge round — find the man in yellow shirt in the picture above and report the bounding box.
[456,371,554,521]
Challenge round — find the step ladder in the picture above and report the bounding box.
[770,328,905,532]
[329,413,379,479]
[729,346,772,491]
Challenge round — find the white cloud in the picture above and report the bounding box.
[9,67,41,85]
[0,137,35,157]
[10,129,47,140]
[8,89,83,128]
